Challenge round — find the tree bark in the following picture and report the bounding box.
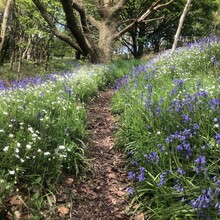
[0,0,13,65]
[171,0,193,55]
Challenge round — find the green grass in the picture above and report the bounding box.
[112,37,220,219]
[0,55,145,218]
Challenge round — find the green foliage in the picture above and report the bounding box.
[112,37,220,219]
[0,63,112,215]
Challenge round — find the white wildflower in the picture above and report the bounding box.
[3,146,9,152]
[26,144,31,149]
[9,133,14,138]
[58,145,65,150]
[28,127,34,133]
[32,133,38,138]
[44,152,50,156]
[0,129,4,133]
[9,170,15,175]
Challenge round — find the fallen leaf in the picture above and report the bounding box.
[14,210,21,219]
[57,205,69,216]
[10,196,22,206]
[108,173,117,179]
[65,177,74,185]
[111,198,117,205]
[117,190,125,196]
[134,213,145,220]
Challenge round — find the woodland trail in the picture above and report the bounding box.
[70,89,130,220]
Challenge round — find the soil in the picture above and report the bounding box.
[69,89,130,220]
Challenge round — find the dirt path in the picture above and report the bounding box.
[70,89,130,220]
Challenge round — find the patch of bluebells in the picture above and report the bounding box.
[117,36,220,218]
[166,129,194,159]
[144,151,159,163]
[190,187,216,218]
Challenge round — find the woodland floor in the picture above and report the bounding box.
[69,89,130,220]
[3,88,143,220]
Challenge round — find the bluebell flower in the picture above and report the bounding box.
[209,98,220,109]
[157,172,166,186]
[214,187,220,195]
[64,85,74,96]
[215,133,220,145]
[193,123,199,131]
[128,171,136,181]
[171,99,182,112]
[166,136,173,143]
[215,202,220,215]
[145,96,152,109]
[126,187,134,195]
[138,169,145,182]
[174,78,184,87]
[177,167,186,175]
[181,114,191,123]
[147,84,152,95]
[131,159,138,166]
[157,144,165,152]
[173,181,184,192]
[170,88,177,96]
[194,155,206,174]
[190,187,214,210]
[176,145,183,151]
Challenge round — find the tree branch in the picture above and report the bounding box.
[32,0,83,54]
[137,0,173,22]
[115,0,173,39]
[59,0,92,56]
[71,1,100,30]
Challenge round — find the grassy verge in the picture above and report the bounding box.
[112,36,220,219]
[0,56,145,218]
[0,63,110,217]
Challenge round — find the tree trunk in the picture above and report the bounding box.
[0,0,13,65]
[17,48,22,80]
[171,0,193,54]
[91,25,114,63]
[153,39,160,54]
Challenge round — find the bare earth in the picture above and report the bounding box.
[70,89,130,220]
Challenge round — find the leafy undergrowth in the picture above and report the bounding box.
[112,36,220,219]
[0,58,144,218]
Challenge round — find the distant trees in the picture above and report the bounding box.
[0,0,219,70]
[120,0,219,58]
